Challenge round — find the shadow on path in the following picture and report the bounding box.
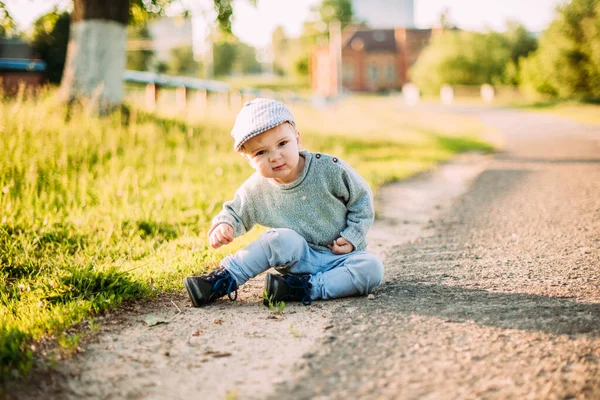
[378,281,600,336]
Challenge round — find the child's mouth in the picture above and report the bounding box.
[273,165,285,171]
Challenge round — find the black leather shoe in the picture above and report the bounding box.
[184,268,238,307]
[264,273,312,306]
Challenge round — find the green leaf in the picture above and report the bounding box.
[143,315,170,327]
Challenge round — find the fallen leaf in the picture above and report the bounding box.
[143,315,170,327]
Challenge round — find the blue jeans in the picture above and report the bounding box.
[221,228,385,300]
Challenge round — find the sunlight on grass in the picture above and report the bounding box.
[0,92,493,380]
[523,102,600,125]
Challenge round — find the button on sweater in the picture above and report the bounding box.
[210,150,374,252]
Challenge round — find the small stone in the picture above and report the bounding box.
[367,294,375,300]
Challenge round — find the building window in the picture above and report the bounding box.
[351,38,364,51]
[343,63,355,84]
[386,64,395,82]
[373,31,386,42]
[368,64,378,82]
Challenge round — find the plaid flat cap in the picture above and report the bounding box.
[231,98,296,151]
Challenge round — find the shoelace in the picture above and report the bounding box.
[286,278,312,306]
[300,294,312,306]
[211,271,238,301]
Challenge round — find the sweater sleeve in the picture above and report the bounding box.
[337,163,374,250]
[208,185,257,239]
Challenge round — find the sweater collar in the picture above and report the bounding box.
[267,150,312,190]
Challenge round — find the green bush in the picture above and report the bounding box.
[410,25,536,95]
[519,0,600,100]
[31,9,70,84]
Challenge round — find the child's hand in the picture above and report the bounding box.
[328,237,354,255]
[209,224,234,249]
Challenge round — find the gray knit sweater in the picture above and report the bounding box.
[209,150,374,252]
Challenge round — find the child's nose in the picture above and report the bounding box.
[269,150,281,161]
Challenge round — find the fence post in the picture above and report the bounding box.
[145,83,158,111]
[176,86,187,113]
[196,89,207,117]
[402,83,420,106]
[441,85,454,105]
[481,84,495,103]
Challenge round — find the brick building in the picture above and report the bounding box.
[311,26,442,96]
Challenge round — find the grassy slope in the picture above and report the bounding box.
[0,94,494,380]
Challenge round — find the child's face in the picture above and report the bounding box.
[241,123,303,184]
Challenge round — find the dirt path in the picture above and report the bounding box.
[268,107,600,399]
[9,107,600,400]
[9,152,488,400]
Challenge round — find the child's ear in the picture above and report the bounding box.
[296,131,302,149]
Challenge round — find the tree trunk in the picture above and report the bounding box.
[60,0,130,113]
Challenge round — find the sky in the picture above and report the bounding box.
[7,0,564,48]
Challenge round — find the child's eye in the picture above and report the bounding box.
[279,141,288,147]
[255,150,266,156]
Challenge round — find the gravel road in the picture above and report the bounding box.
[8,107,599,400]
[270,108,600,399]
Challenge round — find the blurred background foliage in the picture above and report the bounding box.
[410,25,537,94]
[30,9,70,84]
[212,35,262,77]
[7,0,596,101]
[519,0,600,100]
[0,0,18,38]
[411,0,599,101]
[126,23,154,72]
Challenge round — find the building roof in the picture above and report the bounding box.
[343,29,397,53]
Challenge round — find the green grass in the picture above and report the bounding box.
[0,93,493,382]
[223,75,311,94]
[517,100,600,125]
[262,289,285,314]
